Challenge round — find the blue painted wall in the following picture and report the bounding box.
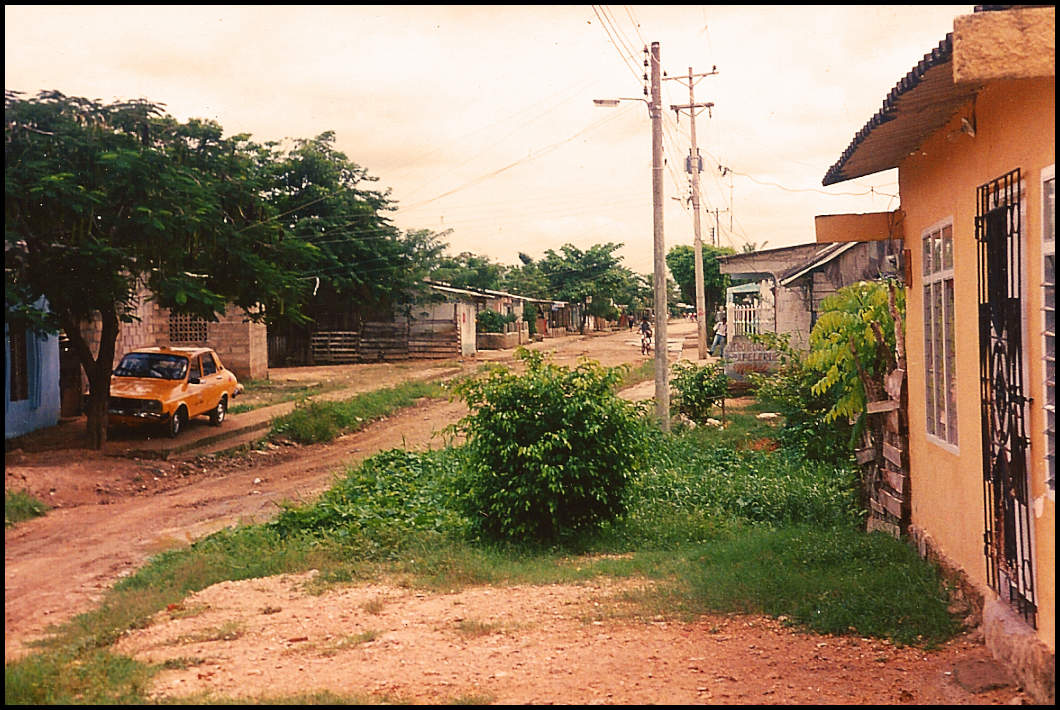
[5,305,61,439]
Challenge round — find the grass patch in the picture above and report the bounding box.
[677,524,960,646]
[174,620,245,645]
[453,618,506,638]
[618,358,655,390]
[7,390,964,704]
[270,380,446,445]
[4,649,155,705]
[228,377,335,415]
[6,488,50,527]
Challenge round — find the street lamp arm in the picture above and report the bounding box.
[592,97,649,106]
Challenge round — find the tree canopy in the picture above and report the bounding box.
[535,243,647,321]
[430,250,507,292]
[265,132,439,320]
[666,243,735,321]
[4,90,434,448]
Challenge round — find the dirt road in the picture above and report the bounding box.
[4,322,1022,703]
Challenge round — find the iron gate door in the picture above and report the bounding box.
[976,168,1037,628]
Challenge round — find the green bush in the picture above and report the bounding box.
[452,348,649,544]
[475,308,515,334]
[749,332,854,465]
[670,360,729,423]
[270,448,467,542]
[807,280,905,425]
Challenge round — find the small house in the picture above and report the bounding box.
[815,7,1054,701]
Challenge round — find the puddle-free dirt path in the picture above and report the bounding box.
[5,322,1022,702]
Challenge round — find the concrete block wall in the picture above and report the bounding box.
[205,315,268,381]
[78,293,267,389]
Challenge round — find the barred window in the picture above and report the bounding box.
[1042,165,1056,495]
[7,321,29,402]
[923,220,958,449]
[169,313,208,343]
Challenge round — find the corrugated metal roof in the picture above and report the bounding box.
[779,242,859,286]
[822,33,983,186]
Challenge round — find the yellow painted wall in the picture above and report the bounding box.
[900,77,1054,652]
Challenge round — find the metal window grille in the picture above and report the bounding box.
[1043,170,1056,495]
[977,168,1037,628]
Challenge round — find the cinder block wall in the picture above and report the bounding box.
[78,292,267,389]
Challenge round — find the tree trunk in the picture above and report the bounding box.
[59,307,119,450]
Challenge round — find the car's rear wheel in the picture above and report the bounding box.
[210,395,227,426]
[167,406,187,439]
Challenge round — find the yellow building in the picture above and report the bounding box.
[816,7,1054,703]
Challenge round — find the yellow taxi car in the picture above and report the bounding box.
[107,346,242,438]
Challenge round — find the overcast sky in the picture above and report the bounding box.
[6,5,971,275]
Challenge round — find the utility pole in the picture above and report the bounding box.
[667,66,717,360]
[593,42,669,429]
[649,42,669,430]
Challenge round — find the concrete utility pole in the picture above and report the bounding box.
[593,42,669,430]
[649,41,669,431]
[666,66,717,360]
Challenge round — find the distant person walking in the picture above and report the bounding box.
[711,316,727,357]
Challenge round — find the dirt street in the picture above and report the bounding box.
[4,322,1023,703]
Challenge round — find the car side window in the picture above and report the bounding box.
[189,356,203,381]
[202,353,218,376]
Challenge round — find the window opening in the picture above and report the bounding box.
[923,221,958,447]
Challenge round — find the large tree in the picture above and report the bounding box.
[537,243,642,325]
[5,91,312,448]
[666,243,735,322]
[502,252,549,299]
[266,132,438,323]
[430,250,507,293]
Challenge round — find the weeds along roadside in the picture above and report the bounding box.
[6,369,961,705]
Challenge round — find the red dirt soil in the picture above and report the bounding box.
[5,323,1027,703]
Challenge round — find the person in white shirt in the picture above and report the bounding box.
[711,316,727,357]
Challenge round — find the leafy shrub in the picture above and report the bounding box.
[807,280,905,424]
[749,332,854,465]
[670,360,729,423]
[452,348,649,544]
[270,448,467,542]
[475,308,515,334]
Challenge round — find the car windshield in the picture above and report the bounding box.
[113,353,188,381]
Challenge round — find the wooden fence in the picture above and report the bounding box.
[310,320,461,364]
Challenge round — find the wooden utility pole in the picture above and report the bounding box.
[649,41,669,430]
[667,66,717,360]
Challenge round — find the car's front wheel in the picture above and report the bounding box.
[167,406,187,438]
[210,395,227,426]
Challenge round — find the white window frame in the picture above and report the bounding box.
[923,218,959,452]
[1042,164,1056,500]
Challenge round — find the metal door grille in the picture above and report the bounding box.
[976,168,1037,628]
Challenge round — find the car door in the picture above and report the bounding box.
[200,352,226,406]
[186,354,207,416]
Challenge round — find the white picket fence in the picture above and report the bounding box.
[726,303,774,337]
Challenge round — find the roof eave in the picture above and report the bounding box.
[822,33,982,187]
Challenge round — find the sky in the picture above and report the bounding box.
[6,5,972,276]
